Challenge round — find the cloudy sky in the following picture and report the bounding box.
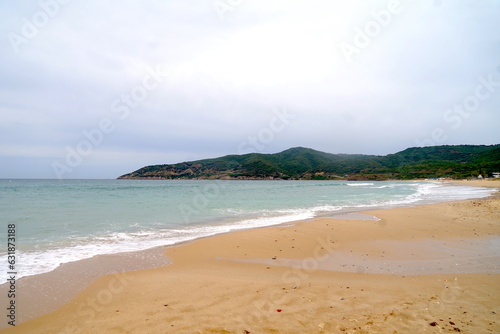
[1,0,499,179]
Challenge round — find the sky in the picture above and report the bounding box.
[0,0,499,179]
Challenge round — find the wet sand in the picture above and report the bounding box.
[0,247,171,326]
[1,180,499,333]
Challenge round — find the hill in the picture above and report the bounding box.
[117,145,500,180]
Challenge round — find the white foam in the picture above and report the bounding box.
[383,183,493,206]
[346,183,374,186]
[416,183,495,202]
[371,183,419,189]
[337,182,494,210]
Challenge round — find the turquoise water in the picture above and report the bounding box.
[0,179,494,278]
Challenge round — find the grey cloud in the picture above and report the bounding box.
[0,0,499,178]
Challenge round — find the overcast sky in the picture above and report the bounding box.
[1,0,499,179]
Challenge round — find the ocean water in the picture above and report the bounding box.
[0,179,495,279]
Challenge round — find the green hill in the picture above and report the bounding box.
[118,145,500,180]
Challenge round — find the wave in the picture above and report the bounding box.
[346,183,374,187]
[11,205,343,279]
[371,183,419,189]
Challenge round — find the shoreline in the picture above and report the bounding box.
[1,180,499,332]
[4,180,496,280]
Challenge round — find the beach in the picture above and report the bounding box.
[2,180,499,333]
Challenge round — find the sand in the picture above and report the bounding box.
[0,247,171,326]
[1,180,499,333]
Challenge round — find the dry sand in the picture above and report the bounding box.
[2,180,499,333]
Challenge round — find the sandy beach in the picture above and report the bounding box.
[2,180,499,333]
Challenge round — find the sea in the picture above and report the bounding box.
[0,179,495,279]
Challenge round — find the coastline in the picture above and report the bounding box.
[1,180,499,333]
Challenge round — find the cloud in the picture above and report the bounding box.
[0,0,499,178]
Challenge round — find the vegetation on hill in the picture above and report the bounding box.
[118,145,500,180]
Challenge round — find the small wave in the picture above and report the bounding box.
[10,205,344,278]
[347,183,374,187]
[371,183,419,189]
